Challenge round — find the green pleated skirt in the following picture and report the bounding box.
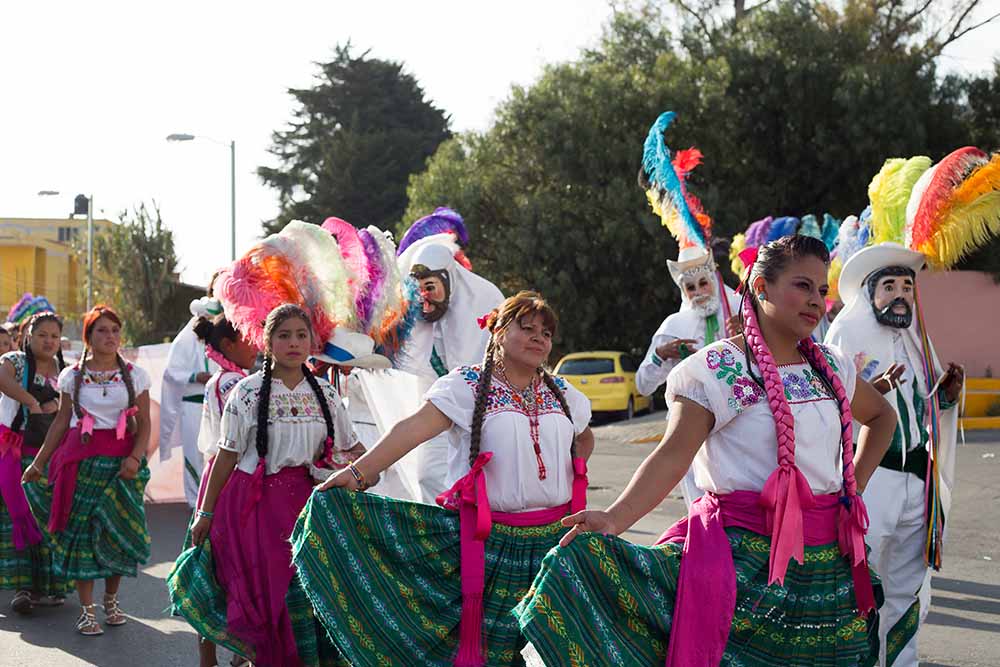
[50,456,151,581]
[291,488,566,667]
[0,455,68,596]
[514,528,881,667]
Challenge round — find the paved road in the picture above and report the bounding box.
[1,417,997,666]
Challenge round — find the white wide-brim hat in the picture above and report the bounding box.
[313,328,391,370]
[838,242,926,306]
[667,246,714,286]
[190,296,223,318]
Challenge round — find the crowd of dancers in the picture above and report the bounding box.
[0,112,997,667]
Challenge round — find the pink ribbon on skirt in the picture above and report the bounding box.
[48,427,133,533]
[657,488,875,667]
[0,425,43,549]
[436,451,589,667]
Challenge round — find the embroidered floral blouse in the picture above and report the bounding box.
[665,339,857,495]
[218,372,358,479]
[0,351,59,429]
[426,366,592,513]
[56,363,152,430]
[198,370,246,458]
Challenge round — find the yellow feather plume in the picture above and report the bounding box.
[869,156,931,245]
[729,233,746,275]
[827,257,844,303]
[916,190,1000,269]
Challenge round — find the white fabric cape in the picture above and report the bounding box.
[158,320,217,462]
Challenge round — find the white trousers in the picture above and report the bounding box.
[865,467,931,667]
[181,402,204,508]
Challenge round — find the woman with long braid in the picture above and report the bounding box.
[23,305,151,636]
[291,290,595,667]
[515,235,897,667]
[0,312,67,613]
[168,304,362,667]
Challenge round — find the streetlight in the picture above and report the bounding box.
[166,133,236,261]
[38,190,95,311]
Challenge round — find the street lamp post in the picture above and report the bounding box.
[38,190,95,311]
[166,133,237,261]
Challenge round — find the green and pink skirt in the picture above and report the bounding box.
[291,487,568,667]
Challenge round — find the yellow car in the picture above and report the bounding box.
[555,351,652,420]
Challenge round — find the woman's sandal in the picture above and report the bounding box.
[103,593,128,626]
[10,590,33,615]
[76,603,104,636]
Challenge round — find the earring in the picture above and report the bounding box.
[757,293,766,302]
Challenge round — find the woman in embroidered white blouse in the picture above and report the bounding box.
[169,304,362,667]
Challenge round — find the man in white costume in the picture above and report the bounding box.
[393,235,504,502]
[160,296,221,507]
[635,245,741,506]
[826,242,964,667]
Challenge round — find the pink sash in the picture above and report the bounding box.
[657,489,875,667]
[0,425,43,549]
[48,427,133,533]
[436,452,588,667]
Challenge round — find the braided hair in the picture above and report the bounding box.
[254,304,334,462]
[740,236,860,497]
[10,312,65,434]
[72,306,135,425]
[467,291,574,467]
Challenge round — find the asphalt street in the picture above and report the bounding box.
[0,418,997,666]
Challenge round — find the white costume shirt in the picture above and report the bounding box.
[0,351,58,428]
[159,322,218,460]
[665,340,856,495]
[198,370,246,458]
[219,372,357,478]
[57,363,152,429]
[426,367,592,513]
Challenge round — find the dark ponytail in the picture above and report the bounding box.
[193,314,239,354]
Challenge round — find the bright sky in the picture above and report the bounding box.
[2,0,997,286]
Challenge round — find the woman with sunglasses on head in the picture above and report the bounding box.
[515,235,897,667]
[24,305,152,637]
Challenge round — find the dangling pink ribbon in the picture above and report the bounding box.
[570,457,588,514]
[838,494,876,612]
[436,451,493,667]
[115,406,138,441]
[319,436,336,469]
[758,461,814,586]
[80,409,96,438]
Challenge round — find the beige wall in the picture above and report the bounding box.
[918,271,1000,377]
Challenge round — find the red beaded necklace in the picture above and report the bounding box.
[499,367,546,480]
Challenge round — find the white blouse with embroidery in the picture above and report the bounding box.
[665,339,857,495]
[218,372,358,478]
[426,366,592,513]
[0,351,59,428]
[56,363,152,429]
[198,370,246,458]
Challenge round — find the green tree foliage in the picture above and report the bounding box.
[88,203,180,345]
[259,45,451,233]
[405,0,1000,354]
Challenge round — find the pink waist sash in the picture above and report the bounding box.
[48,427,133,533]
[0,425,43,549]
[657,489,875,667]
[436,452,588,667]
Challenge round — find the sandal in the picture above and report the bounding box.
[103,593,127,626]
[76,603,104,636]
[10,590,33,615]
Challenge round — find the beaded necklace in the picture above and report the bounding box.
[497,365,546,480]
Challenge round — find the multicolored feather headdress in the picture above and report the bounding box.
[7,294,56,325]
[639,111,712,250]
[729,214,843,279]
[397,207,473,270]
[213,221,355,352]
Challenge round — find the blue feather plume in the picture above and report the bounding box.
[821,214,841,251]
[640,111,706,249]
[766,216,800,242]
[857,206,872,247]
[397,207,468,257]
[799,214,822,239]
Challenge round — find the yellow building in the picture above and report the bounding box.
[0,217,115,319]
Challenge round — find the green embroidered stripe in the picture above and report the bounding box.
[184,457,201,485]
[514,527,881,667]
[0,456,68,596]
[290,488,565,667]
[49,456,151,581]
[705,312,720,345]
[885,598,920,665]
